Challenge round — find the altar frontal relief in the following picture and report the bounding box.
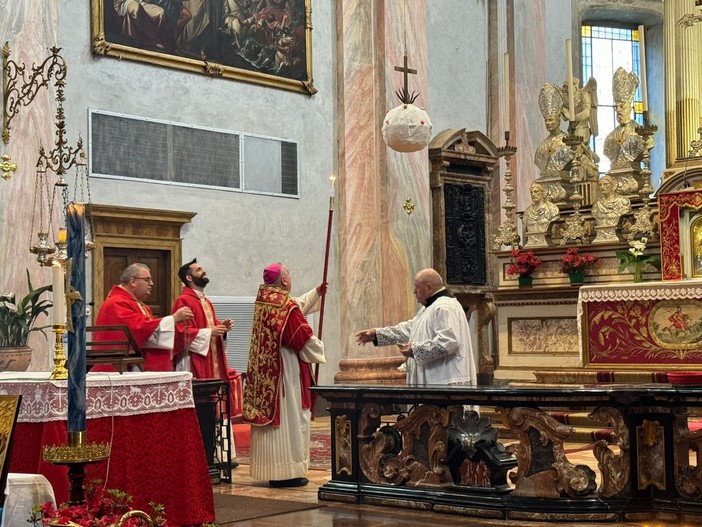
[91,0,315,93]
[508,318,578,354]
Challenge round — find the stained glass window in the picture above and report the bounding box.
[581,25,644,175]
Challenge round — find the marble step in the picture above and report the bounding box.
[532,370,672,385]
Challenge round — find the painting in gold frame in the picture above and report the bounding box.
[91,0,316,95]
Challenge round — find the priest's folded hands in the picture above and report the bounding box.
[397,342,414,358]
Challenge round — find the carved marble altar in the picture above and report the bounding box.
[314,383,702,523]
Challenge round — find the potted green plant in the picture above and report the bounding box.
[0,269,52,371]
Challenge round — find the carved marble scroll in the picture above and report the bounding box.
[589,406,630,497]
[673,407,702,499]
[359,404,453,488]
[504,406,597,498]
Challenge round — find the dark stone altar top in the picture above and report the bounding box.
[314,382,702,523]
[313,382,702,408]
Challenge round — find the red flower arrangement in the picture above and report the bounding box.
[560,247,599,275]
[506,248,543,277]
[30,481,166,527]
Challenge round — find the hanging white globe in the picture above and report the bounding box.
[382,103,433,153]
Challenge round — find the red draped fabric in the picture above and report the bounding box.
[9,409,214,526]
[1,372,214,526]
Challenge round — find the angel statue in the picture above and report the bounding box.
[561,76,600,181]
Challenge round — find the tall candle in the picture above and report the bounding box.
[51,263,65,325]
[638,25,648,112]
[565,39,575,122]
[66,203,87,435]
[503,52,510,132]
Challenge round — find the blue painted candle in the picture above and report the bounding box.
[66,203,86,434]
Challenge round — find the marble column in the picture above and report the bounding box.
[336,0,431,383]
[666,0,702,166]
[1,1,59,370]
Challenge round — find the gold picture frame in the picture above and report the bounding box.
[91,0,316,95]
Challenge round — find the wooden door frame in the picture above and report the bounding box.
[88,204,197,315]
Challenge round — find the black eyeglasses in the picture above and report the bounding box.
[133,277,154,284]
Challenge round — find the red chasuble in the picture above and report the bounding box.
[93,285,171,372]
[242,285,315,427]
[172,287,229,381]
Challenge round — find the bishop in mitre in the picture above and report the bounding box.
[534,83,573,204]
[603,67,651,196]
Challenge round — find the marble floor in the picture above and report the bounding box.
[212,417,693,526]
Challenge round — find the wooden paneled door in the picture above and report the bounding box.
[103,248,171,317]
[88,204,196,320]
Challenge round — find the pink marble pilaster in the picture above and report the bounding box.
[338,1,431,370]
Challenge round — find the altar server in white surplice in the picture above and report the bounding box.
[355,268,476,386]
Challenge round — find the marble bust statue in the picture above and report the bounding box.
[533,83,573,204]
[592,174,631,243]
[523,182,560,248]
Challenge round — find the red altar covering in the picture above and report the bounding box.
[0,371,214,526]
[579,281,702,366]
[658,189,702,281]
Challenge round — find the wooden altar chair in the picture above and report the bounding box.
[85,325,144,373]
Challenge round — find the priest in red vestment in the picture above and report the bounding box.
[93,263,193,372]
[172,258,232,381]
[242,262,325,488]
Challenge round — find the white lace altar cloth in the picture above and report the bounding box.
[578,280,702,304]
[0,371,194,423]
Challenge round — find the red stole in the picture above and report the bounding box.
[242,285,300,426]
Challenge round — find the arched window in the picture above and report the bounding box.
[581,24,645,175]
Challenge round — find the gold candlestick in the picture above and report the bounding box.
[492,132,520,249]
[628,111,659,240]
[49,324,68,380]
[561,122,589,245]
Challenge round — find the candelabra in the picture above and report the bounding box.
[627,111,659,240]
[560,122,588,245]
[3,42,91,261]
[2,42,67,179]
[492,132,520,250]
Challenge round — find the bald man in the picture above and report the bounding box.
[356,268,476,386]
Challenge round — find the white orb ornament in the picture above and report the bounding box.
[382,103,433,153]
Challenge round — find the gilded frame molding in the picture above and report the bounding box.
[90,0,316,95]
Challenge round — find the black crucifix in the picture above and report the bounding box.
[394,54,419,104]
